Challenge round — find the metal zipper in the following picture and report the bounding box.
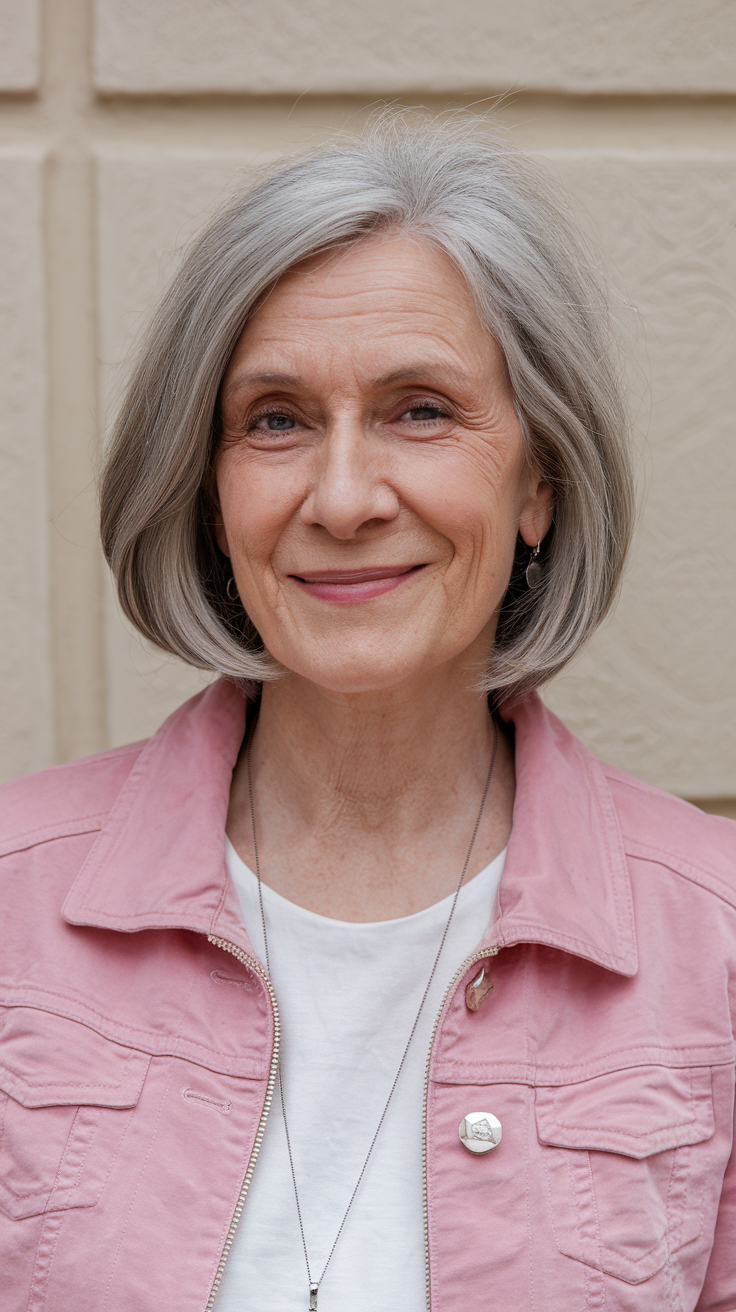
[205,931,501,1309]
[204,935,280,1312]
[421,945,500,1310]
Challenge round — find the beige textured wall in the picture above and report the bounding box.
[1,0,735,814]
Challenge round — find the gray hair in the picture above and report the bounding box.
[100,113,634,703]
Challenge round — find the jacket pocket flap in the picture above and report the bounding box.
[535,1064,714,1159]
[0,1006,149,1108]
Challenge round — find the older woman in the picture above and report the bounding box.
[1,119,734,1312]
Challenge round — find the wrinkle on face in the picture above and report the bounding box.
[215,231,552,696]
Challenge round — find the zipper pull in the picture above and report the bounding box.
[465,963,495,1012]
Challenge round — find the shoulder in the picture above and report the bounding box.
[602,761,736,909]
[508,692,736,909]
[0,741,147,858]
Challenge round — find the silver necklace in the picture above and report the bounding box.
[246,720,499,1310]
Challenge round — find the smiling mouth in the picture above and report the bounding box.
[289,564,427,604]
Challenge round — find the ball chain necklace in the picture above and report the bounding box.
[246,719,498,1311]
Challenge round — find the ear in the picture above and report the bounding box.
[518,473,554,548]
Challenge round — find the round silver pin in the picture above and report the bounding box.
[459,1111,502,1154]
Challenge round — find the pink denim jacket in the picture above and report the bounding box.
[1,679,735,1311]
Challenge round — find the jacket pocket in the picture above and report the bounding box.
[535,1064,714,1284]
[0,1005,150,1220]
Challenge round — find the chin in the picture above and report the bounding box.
[279,641,439,697]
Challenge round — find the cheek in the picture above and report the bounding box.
[216,451,302,565]
[397,441,523,574]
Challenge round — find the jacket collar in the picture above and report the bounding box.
[63,679,637,976]
[63,679,253,953]
[488,695,636,975]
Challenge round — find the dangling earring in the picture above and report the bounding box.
[226,576,239,602]
[526,541,543,588]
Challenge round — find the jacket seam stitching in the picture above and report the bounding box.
[0,815,108,855]
[541,1114,699,1138]
[0,989,268,1068]
[438,1043,733,1063]
[589,753,637,960]
[432,1051,735,1082]
[65,907,219,923]
[497,921,631,969]
[61,728,175,914]
[99,1068,175,1312]
[622,838,736,907]
[27,1211,66,1311]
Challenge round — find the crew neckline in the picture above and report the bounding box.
[224,835,508,930]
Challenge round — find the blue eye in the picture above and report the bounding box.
[265,413,295,430]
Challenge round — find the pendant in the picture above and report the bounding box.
[309,1283,319,1310]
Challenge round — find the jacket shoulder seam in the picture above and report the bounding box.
[602,765,698,806]
[0,743,146,857]
[7,742,144,784]
[0,812,109,858]
[623,836,736,910]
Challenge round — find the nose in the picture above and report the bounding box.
[300,421,400,539]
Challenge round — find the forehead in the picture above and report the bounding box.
[228,232,494,366]
[263,232,471,307]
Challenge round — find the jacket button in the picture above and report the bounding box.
[459,1111,502,1153]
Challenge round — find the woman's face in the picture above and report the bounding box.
[215,233,552,694]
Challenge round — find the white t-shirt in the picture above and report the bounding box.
[215,837,506,1312]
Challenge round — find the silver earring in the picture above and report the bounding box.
[526,542,543,588]
[226,576,239,602]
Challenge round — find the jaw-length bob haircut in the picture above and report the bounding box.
[100,114,634,703]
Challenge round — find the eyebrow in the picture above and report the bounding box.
[221,372,304,400]
[222,362,470,400]
[376,364,469,388]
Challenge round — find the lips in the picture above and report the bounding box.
[289,564,425,604]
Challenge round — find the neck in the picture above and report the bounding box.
[261,667,493,817]
[227,659,515,920]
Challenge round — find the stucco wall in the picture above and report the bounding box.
[1,0,735,811]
